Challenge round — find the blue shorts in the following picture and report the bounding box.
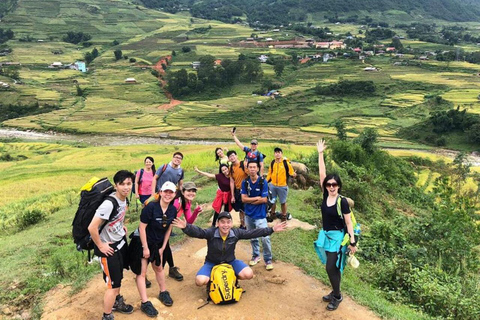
[197,260,248,277]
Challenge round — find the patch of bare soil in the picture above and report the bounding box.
[41,213,379,320]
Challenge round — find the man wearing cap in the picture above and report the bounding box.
[172,212,287,286]
[266,147,296,222]
[231,129,265,176]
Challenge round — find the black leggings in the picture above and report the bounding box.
[162,241,174,268]
[212,212,219,227]
[326,252,341,296]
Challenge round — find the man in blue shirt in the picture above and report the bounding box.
[241,161,274,270]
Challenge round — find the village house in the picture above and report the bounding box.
[258,55,269,63]
[386,47,396,52]
[191,61,201,69]
[124,77,137,83]
[49,62,63,68]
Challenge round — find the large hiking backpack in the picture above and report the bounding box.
[208,264,243,305]
[72,177,118,254]
[244,149,266,168]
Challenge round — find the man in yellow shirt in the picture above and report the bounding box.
[266,147,296,222]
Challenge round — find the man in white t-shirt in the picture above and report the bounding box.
[88,170,135,320]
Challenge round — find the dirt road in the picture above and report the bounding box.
[41,216,379,320]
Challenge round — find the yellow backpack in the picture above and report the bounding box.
[208,263,243,305]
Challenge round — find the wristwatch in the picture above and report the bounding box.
[350,242,357,247]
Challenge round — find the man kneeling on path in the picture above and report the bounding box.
[172,212,287,286]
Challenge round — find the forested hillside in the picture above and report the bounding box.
[141,0,480,24]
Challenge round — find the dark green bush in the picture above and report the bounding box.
[17,209,45,230]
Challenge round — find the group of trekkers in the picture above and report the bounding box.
[88,129,358,320]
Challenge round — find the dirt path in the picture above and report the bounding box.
[40,215,379,320]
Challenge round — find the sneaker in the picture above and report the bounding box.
[169,266,184,281]
[141,301,158,318]
[145,277,152,288]
[322,291,333,302]
[112,295,133,314]
[102,313,114,320]
[286,212,292,220]
[326,294,343,311]
[265,261,274,271]
[159,290,173,307]
[280,215,287,222]
[249,256,261,266]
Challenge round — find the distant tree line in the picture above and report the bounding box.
[400,106,480,146]
[0,28,14,44]
[364,28,395,42]
[62,31,92,45]
[0,102,59,121]
[166,54,263,97]
[141,0,480,26]
[315,80,375,96]
[288,24,332,40]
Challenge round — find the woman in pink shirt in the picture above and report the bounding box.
[174,181,203,224]
[135,156,156,204]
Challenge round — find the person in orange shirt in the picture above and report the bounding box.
[266,147,296,222]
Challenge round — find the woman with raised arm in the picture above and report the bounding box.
[315,139,357,311]
[195,164,232,227]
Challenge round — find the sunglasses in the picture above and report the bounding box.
[325,182,339,188]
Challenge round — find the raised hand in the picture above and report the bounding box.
[316,139,327,153]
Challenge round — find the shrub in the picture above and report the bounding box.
[17,209,45,230]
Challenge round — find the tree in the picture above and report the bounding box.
[355,127,378,153]
[332,119,347,141]
[181,46,191,53]
[391,37,403,50]
[112,40,119,46]
[273,60,285,77]
[171,50,176,56]
[114,49,122,61]
[244,60,263,83]
[92,48,99,58]
[76,84,84,96]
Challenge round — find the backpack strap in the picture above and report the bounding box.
[283,159,290,182]
[98,196,119,234]
[138,168,144,185]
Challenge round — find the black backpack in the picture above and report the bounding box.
[132,169,144,194]
[72,177,119,258]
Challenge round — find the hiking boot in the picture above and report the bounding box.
[265,261,274,271]
[141,301,158,318]
[145,277,152,288]
[112,295,133,314]
[322,291,333,302]
[280,214,287,222]
[159,290,173,307]
[102,313,114,320]
[169,266,184,281]
[326,294,343,311]
[249,256,261,266]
